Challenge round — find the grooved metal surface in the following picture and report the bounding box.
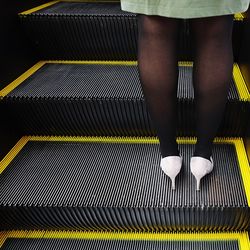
[35,2,132,15]
[0,141,247,206]
[1,140,249,230]
[4,63,246,137]
[19,4,242,61]
[2,63,248,137]
[7,64,142,98]
[1,238,239,250]
[6,64,238,100]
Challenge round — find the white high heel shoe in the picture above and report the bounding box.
[190,156,214,191]
[160,156,182,190]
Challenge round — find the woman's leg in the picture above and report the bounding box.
[137,15,180,157]
[190,15,234,160]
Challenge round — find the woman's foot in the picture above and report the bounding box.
[160,156,182,190]
[190,156,214,191]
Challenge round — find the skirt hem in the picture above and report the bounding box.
[121,2,249,19]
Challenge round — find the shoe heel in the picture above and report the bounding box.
[160,155,182,190]
[171,177,176,190]
[190,156,214,191]
[196,177,201,191]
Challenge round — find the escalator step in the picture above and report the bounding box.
[0,61,249,136]
[0,136,249,231]
[19,1,244,60]
[1,231,250,249]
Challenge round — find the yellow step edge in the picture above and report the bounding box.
[19,0,245,20]
[46,60,191,67]
[0,232,8,248]
[0,231,28,248]
[19,0,121,15]
[233,138,250,206]
[0,62,46,97]
[1,61,248,100]
[233,63,250,100]
[0,230,249,249]
[234,12,245,21]
[1,136,249,206]
[0,136,30,174]
[20,1,60,15]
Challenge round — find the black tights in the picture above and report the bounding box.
[138,15,233,159]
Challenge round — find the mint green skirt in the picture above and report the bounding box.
[120,0,250,19]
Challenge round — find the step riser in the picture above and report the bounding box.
[2,98,248,137]
[1,206,250,231]
[19,3,243,61]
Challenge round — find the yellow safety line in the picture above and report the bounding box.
[179,61,193,67]
[0,62,46,97]
[0,231,28,248]
[233,64,250,100]
[3,135,231,144]
[26,231,46,238]
[0,137,30,174]
[47,60,192,67]
[29,135,159,143]
[231,138,250,206]
[0,136,249,206]
[246,139,250,162]
[241,232,250,250]
[0,232,8,248]
[19,1,60,15]
[19,0,121,15]
[41,231,249,242]
[0,230,249,248]
[234,12,245,21]
[24,135,228,144]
